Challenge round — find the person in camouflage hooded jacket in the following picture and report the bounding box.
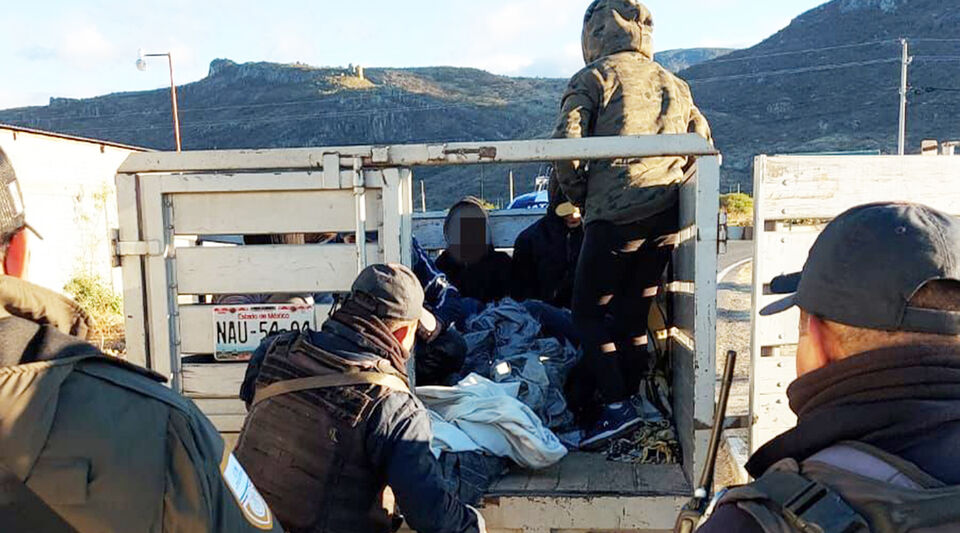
[554,0,712,224]
[555,0,713,450]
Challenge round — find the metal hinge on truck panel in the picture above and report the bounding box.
[110,228,163,267]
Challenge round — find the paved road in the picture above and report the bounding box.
[719,240,753,275]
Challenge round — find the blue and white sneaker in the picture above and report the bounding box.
[580,402,644,451]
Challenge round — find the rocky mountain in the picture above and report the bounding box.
[655,48,734,73]
[3,0,960,201]
[680,0,960,190]
[0,48,727,208]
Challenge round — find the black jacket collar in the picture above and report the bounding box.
[747,345,960,479]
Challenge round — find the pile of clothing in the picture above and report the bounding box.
[418,374,568,470]
[460,299,580,432]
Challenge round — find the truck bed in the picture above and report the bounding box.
[486,452,690,498]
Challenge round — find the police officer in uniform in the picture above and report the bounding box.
[699,202,960,532]
[0,158,281,532]
[237,263,485,533]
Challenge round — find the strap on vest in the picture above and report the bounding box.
[252,372,411,407]
[750,470,869,533]
[0,462,79,533]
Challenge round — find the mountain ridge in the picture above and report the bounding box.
[4,0,960,202]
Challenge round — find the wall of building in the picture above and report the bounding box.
[0,128,140,294]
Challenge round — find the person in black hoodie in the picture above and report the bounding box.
[698,202,960,532]
[436,197,512,304]
[511,177,584,309]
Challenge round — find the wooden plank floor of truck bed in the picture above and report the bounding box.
[486,452,690,498]
[475,452,692,533]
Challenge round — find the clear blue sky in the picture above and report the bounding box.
[1,0,827,109]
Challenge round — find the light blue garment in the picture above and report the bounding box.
[418,374,568,470]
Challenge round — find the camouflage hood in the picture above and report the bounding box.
[582,0,654,64]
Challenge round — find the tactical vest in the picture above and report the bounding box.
[235,332,409,533]
[716,441,960,533]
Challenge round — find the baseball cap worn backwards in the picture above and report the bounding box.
[350,263,438,337]
[762,202,960,335]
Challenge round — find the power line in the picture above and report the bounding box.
[702,39,898,65]
[686,57,899,84]
[912,56,960,62]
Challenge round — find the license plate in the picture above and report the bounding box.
[213,304,315,361]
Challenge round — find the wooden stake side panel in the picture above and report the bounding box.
[171,189,383,234]
[759,156,960,221]
[119,156,408,398]
[480,494,686,533]
[116,173,149,368]
[750,155,960,453]
[120,135,717,174]
[175,244,378,294]
[157,170,371,193]
[670,157,719,485]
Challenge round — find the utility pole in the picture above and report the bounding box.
[508,171,515,203]
[899,38,913,156]
[420,180,427,213]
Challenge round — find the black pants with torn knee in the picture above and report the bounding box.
[572,206,679,405]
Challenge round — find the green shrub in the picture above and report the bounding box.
[721,193,754,226]
[63,274,124,330]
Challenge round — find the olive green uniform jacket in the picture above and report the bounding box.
[553,0,713,225]
[0,277,281,532]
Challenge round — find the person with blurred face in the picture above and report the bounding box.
[435,197,512,304]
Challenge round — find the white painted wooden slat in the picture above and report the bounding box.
[189,400,246,437]
[690,155,719,482]
[759,156,960,220]
[171,190,381,235]
[116,173,149,369]
[756,308,802,347]
[175,244,377,294]
[179,304,333,355]
[157,172,381,194]
[182,363,247,398]
[120,135,718,174]
[755,228,820,281]
[192,398,247,415]
[205,415,246,433]
[139,177,175,385]
[412,210,544,251]
[381,169,403,264]
[398,169,414,267]
[750,154,960,453]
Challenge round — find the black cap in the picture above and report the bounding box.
[349,263,438,337]
[762,202,960,335]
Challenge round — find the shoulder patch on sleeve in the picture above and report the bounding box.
[220,451,274,530]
